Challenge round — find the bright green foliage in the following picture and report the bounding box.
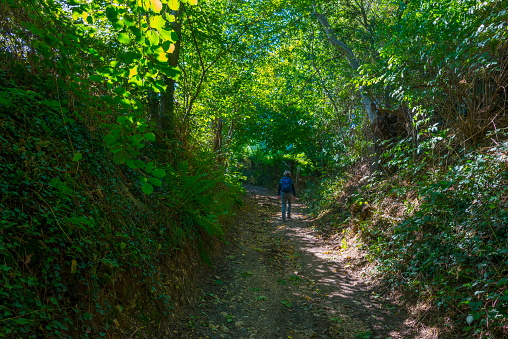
[8,0,199,195]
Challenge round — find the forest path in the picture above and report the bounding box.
[168,186,418,339]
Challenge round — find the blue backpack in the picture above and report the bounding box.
[280,177,293,193]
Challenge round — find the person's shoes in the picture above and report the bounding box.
[282,217,285,221]
[287,216,291,220]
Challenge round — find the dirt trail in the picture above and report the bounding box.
[168,186,420,338]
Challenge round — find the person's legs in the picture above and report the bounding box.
[287,195,292,219]
[282,193,291,220]
[281,195,286,220]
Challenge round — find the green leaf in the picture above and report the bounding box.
[135,35,146,46]
[120,98,131,107]
[144,132,156,141]
[113,20,124,30]
[120,242,126,250]
[148,177,162,187]
[147,30,159,46]
[123,15,135,27]
[142,182,154,194]
[114,87,126,95]
[118,33,131,45]
[117,116,128,123]
[113,151,127,164]
[128,26,142,37]
[105,6,117,23]
[72,152,82,161]
[168,0,179,11]
[89,74,102,82]
[151,15,166,30]
[126,159,137,169]
[154,47,168,62]
[160,65,179,78]
[152,169,165,178]
[14,318,32,325]
[159,28,175,42]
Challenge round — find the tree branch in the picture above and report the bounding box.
[312,1,377,124]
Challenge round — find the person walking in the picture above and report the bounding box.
[277,170,296,221]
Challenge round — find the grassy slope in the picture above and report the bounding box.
[0,63,242,337]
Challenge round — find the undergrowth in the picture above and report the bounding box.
[303,135,508,337]
[0,65,243,337]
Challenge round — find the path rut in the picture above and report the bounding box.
[168,186,420,338]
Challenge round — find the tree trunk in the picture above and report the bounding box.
[148,89,161,136]
[160,9,183,140]
[312,4,378,126]
[212,116,223,154]
[295,166,301,190]
[313,2,381,173]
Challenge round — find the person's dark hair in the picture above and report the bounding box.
[284,170,291,177]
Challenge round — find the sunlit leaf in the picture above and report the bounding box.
[135,35,146,46]
[123,15,135,26]
[151,15,166,30]
[118,33,131,45]
[147,30,160,46]
[152,46,168,62]
[129,65,138,78]
[113,20,124,30]
[159,28,175,42]
[150,0,163,13]
[130,75,143,86]
[168,0,179,11]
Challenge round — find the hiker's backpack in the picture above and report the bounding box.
[280,177,293,193]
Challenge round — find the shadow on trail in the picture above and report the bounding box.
[248,186,425,338]
[168,186,437,339]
